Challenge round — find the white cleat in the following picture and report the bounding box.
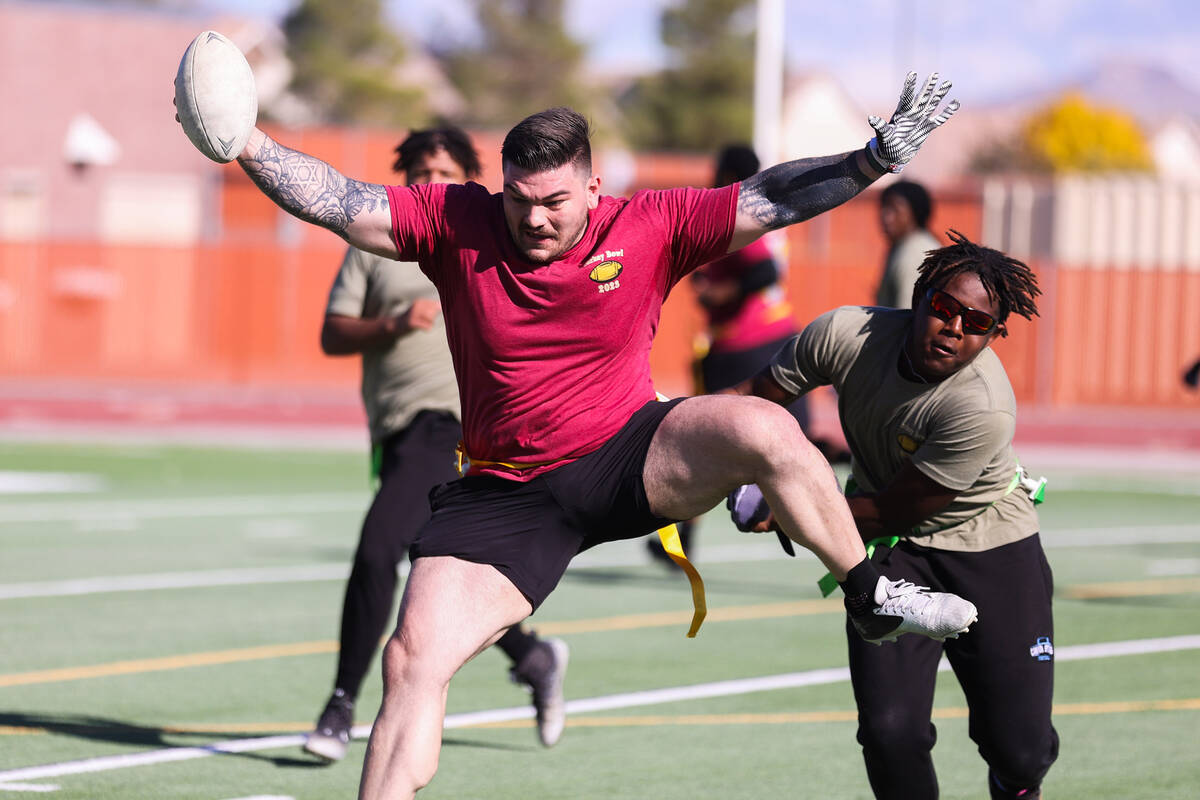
[853,576,978,645]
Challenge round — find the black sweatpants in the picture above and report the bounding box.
[333,411,538,699]
[847,535,1059,800]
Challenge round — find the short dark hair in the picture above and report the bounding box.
[881,180,933,228]
[912,230,1041,332]
[393,126,481,179]
[715,144,760,184]
[501,107,592,173]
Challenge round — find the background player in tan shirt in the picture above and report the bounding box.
[875,180,940,309]
[735,231,1056,799]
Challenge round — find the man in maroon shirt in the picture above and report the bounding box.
[193,72,971,798]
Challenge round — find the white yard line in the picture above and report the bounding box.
[1,634,1197,789]
[0,472,105,495]
[0,565,351,600]
[2,523,1199,600]
[1046,524,1200,548]
[0,493,366,525]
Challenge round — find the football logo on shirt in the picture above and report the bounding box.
[589,261,622,282]
[588,259,623,294]
[897,434,919,453]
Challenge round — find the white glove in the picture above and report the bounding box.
[865,72,959,174]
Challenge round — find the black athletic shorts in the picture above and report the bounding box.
[409,397,685,610]
[700,334,793,392]
[701,335,810,431]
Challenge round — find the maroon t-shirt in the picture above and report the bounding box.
[387,180,737,480]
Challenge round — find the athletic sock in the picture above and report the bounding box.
[496,626,540,666]
[839,557,882,617]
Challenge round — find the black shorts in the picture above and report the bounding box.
[700,335,793,392]
[409,397,684,610]
[700,335,810,430]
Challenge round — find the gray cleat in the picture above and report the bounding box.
[303,688,354,763]
[511,637,570,747]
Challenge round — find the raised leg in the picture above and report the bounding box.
[643,394,865,579]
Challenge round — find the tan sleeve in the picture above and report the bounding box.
[911,407,1014,492]
[769,308,841,396]
[888,236,931,309]
[325,247,371,319]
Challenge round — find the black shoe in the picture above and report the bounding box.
[1185,359,1200,389]
[989,768,1042,799]
[303,688,354,763]
[645,535,681,569]
[510,638,570,747]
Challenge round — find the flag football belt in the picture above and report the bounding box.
[454,420,709,637]
[656,522,707,637]
[815,464,1046,598]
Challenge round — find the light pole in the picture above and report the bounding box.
[753,0,784,165]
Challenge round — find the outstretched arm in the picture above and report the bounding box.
[730,150,882,251]
[238,128,398,258]
[729,72,959,252]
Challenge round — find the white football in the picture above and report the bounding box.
[174,30,258,163]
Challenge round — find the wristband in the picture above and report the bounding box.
[865,137,897,174]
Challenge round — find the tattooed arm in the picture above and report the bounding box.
[729,71,959,253]
[729,150,882,252]
[237,129,398,258]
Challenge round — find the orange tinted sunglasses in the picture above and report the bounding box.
[925,289,999,335]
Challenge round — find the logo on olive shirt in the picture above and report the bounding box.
[588,259,623,294]
[897,434,920,453]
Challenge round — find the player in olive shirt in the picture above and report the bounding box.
[736,231,1057,799]
[304,129,568,764]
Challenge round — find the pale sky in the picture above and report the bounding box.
[202,0,1200,110]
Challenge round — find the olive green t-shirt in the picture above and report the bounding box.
[769,305,1039,552]
[325,247,460,445]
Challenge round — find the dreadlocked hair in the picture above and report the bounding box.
[911,229,1041,335]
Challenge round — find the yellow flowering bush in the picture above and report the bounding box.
[1023,93,1154,172]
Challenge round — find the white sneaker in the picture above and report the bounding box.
[852,576,978,644]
